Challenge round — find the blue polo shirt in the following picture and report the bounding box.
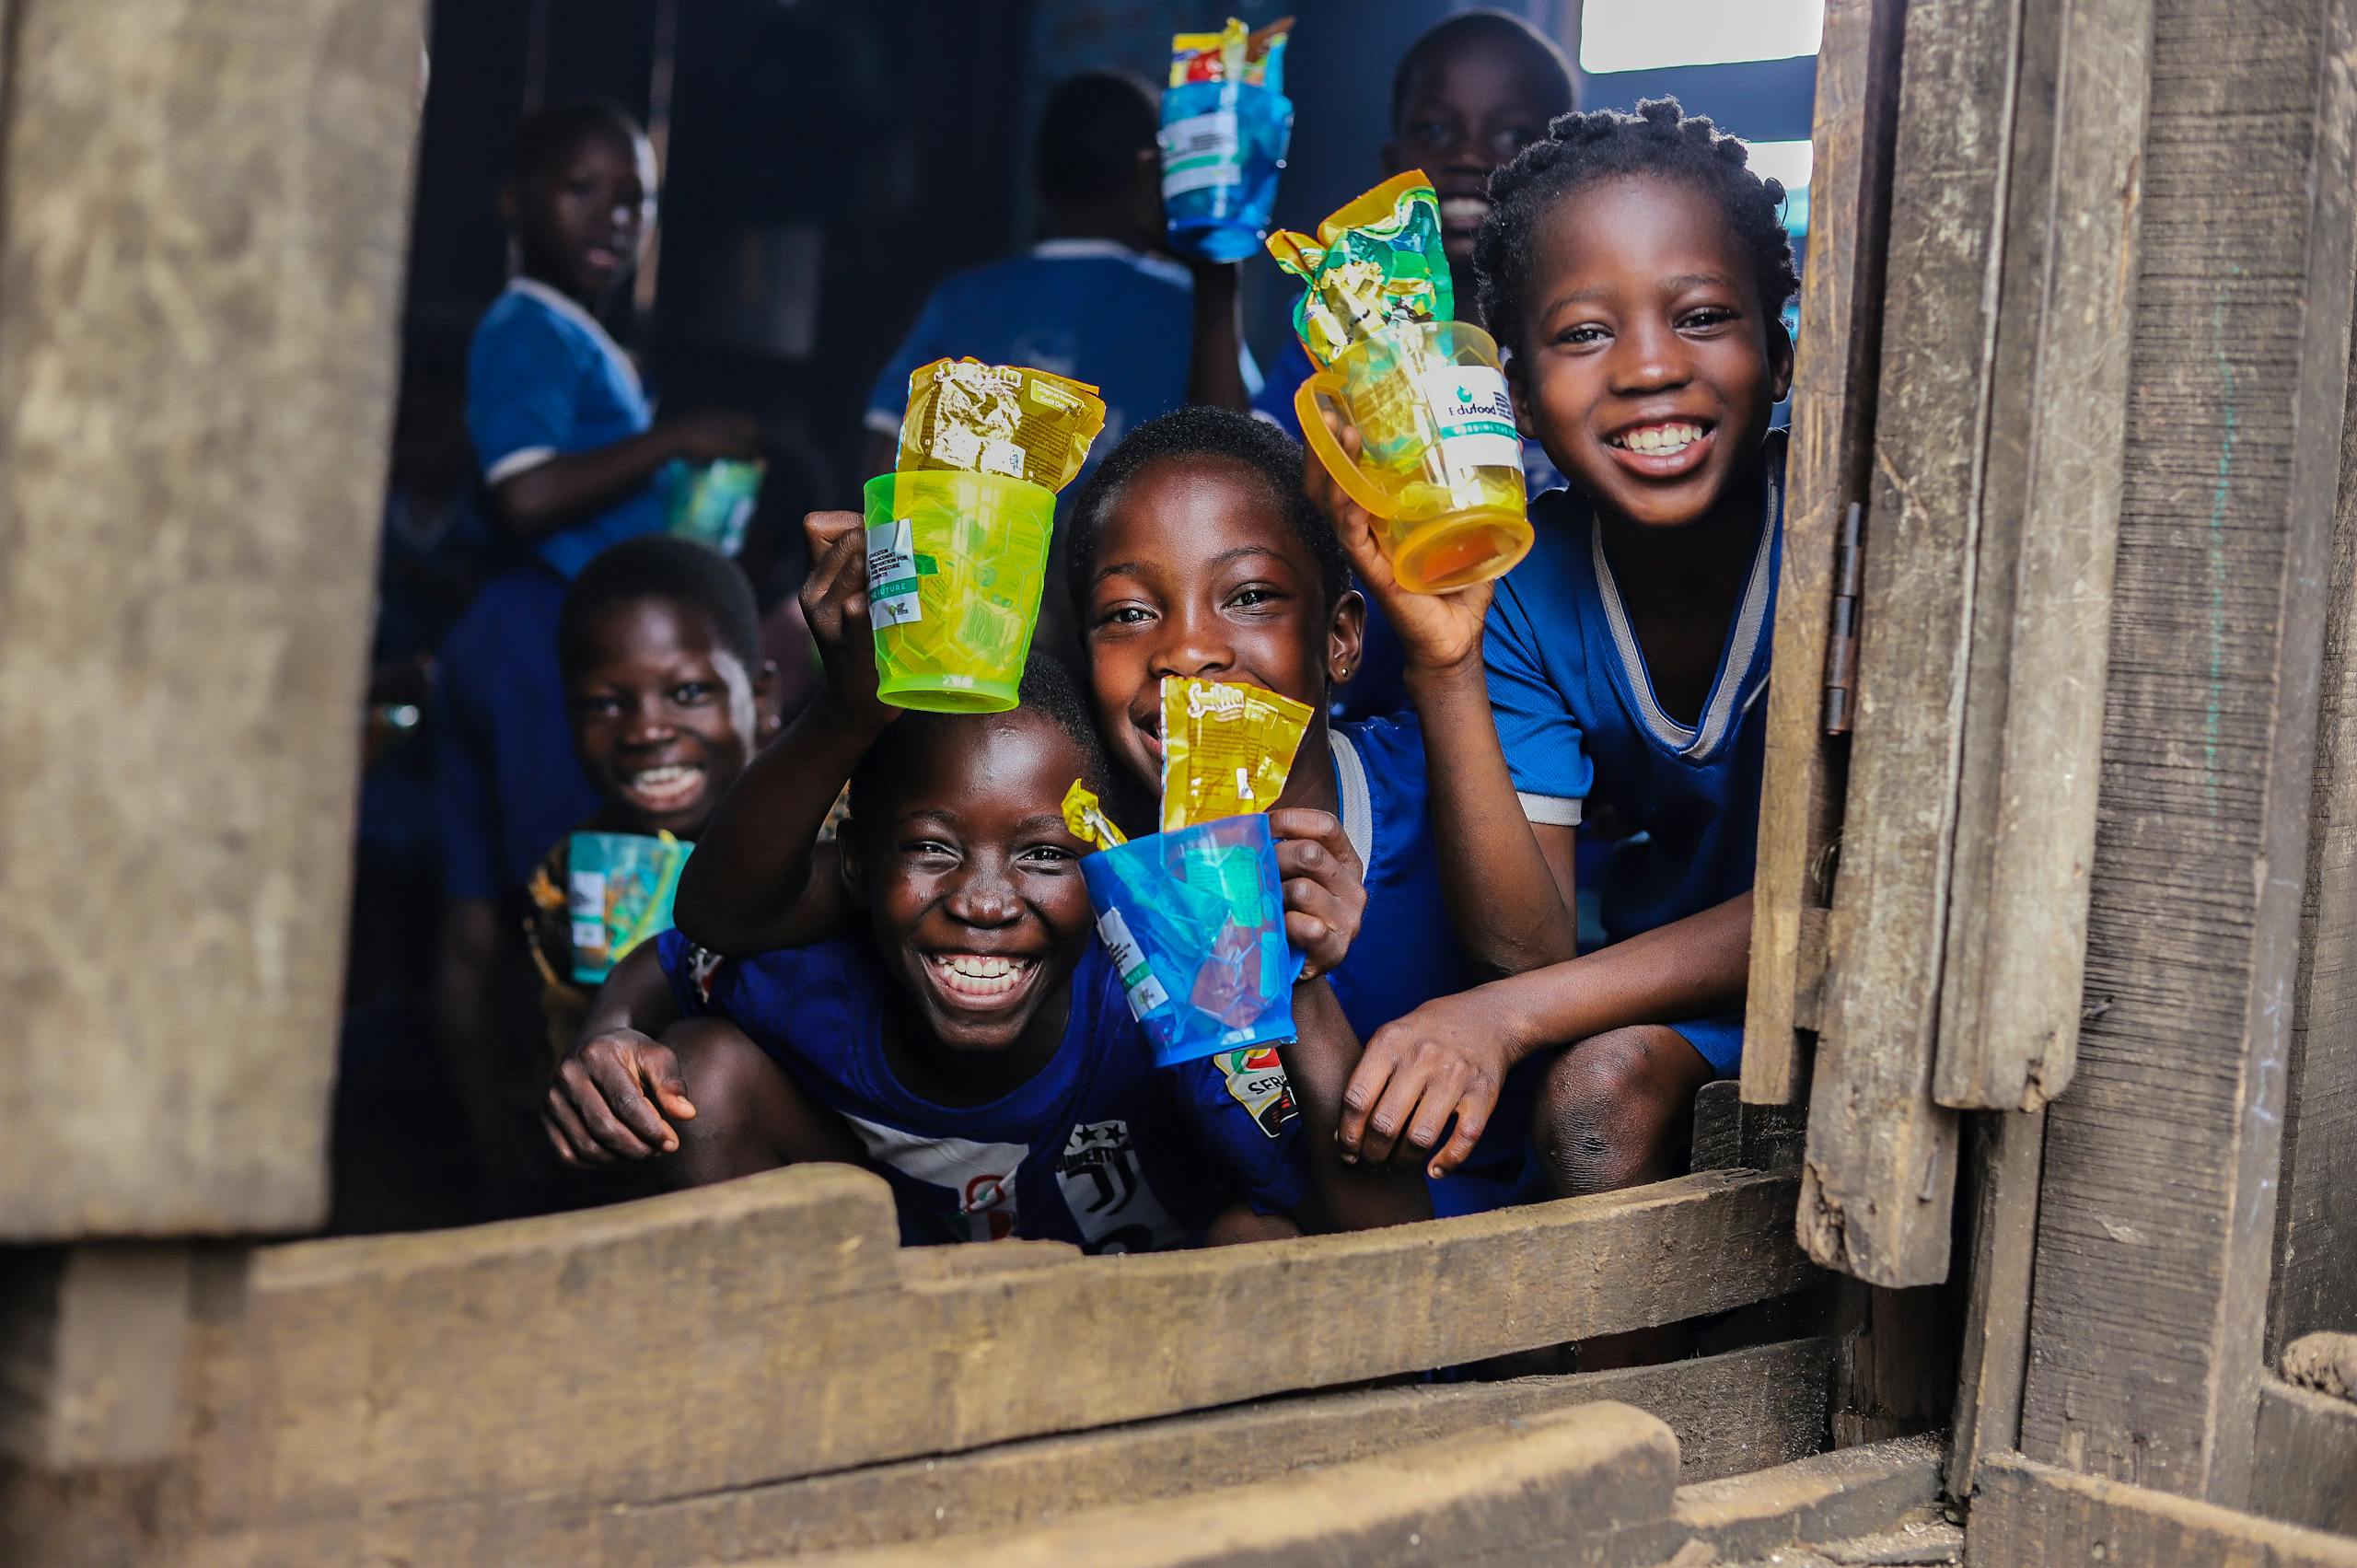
[1482,433,1784,1077]
[432,563,599,901]
[655,930,1306,1249]
[864,240,1258,470]
[467,278,668,579]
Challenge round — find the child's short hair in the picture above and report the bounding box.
[846,655,1109,826]
[1391,9,1575,131]
[557,536,761,683]
[1065,405,1352,616]
[511,99,645,192]
[1035,72,1159,208]
[1474,98,1802,358]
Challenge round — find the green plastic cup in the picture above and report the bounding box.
[862,470,1053,714]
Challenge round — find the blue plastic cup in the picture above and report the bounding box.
[1160,80,1295,264]
[1080,814,1302,1067]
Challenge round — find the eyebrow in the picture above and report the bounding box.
[1539,272,1745,319]
[1094,544,1289,586]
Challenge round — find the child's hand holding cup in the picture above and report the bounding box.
[799,509,899,734]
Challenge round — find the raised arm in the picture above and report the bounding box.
[1277,978,1434,1230]
[671,509,894,954]
[1185,261,1253,413]
[488,410,760,542]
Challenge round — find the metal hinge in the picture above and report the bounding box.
[1822,501,1864,736]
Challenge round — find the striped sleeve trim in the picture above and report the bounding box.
[483,445,557,485]
[1517,792,1584,827]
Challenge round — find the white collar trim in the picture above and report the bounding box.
[1588,463,1780,761]
[505,277,641,394]
[1328,729,1374,875]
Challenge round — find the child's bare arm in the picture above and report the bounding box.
[543,941,694,1166]
[671,510,892,954]
[1281,978,1433,1229]
[1338,892,1753,1174]
[1186,261,1254,413]
[489,411,759,541]
[1305,412,1581,971]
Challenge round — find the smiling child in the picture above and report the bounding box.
[1308,101,1798,1301]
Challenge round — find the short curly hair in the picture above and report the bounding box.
[1473,98,1800,360]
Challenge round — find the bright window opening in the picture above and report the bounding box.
[1579,0,1826,74]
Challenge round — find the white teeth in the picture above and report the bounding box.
[623,765,702,805]
[1615,423,1703,455]
[1439,196,1490,225]
[931,955,1034,999]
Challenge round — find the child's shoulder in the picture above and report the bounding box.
[660,928,879,1029]
[470,280,605,366]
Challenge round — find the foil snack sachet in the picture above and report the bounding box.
[1062,779,1130,850]
[1266,171,1454,367]
[1158,677,1313,833]
[895,357,1108,494]
[1169,16,1292,91]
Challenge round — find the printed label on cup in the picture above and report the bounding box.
[1418,365,1524,474]
[1161,109,1241,197]
[1097,907,1172,1021]
[865,517,923,628]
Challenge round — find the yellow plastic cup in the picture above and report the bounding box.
[862,470,1053,714]
[1296,319,1534,594]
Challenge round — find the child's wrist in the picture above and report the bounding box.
[1402,652,1488,696]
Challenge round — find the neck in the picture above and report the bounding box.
[1275,714,1341,815]
[1038,204,1144,251]
[518,259,599,312]
[886,984,1071,1109]
[1595,452,1766,613]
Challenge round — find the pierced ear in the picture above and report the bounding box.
[1505,350,1539,442]
[1768,319,1797,405]
[1329,586,1368,685]
[834,830,866,910]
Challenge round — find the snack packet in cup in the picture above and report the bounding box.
[567,830,691,984]
[1161,17,1295,263]
[1274,174,1533,594]
[1062,779,1130,849]
[667,459,765,555]
[1081,813,1300,1067]
[895,357,1107,493]
[1158,677,1313,833]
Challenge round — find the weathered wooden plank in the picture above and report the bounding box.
[0,0,428,1238]
[0,1246,192,1469]
[1672,1433,1944,1563]
[1802,0,2025,1285]
[798,1403,1688,1568]
[1972,1450,2357,1568]
[1933,0,2154,1111]
[139,1166,1816,1542]
[2269,261,2357,1354]
[1745,0,1905,1109]
[2018,0,2357,1509]
[1946,1109,2046,1496]
[2249,1378,2357,1537]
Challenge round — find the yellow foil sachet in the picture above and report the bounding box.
[1169,16,1293,88]
[1266,171,1455,367]
[896,358,1108,494]
[1159,677,1313,833]
[1062,779,1129,850]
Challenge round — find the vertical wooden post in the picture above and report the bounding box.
[0,0,429,1238]
[2016,0,2357,1509]
[1743,0,1907,1108]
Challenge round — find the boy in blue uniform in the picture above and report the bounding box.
[1307,102,1796,1284]
[549,519,1424,1243]
[1063,408,1528,1215]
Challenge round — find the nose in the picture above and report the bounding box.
[618,700,676,749]
[1608,314,1694,397]
[946,857,1021,928]
[1144,602,1235,682]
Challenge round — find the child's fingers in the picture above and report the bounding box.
[1283,880,1358,964]
[802,508,864,560]
[1269,808,1364,883]
[1356,1063,1435,1167]
[1337,1042,1400,1162]
[569,1055,666,1157]
[542,1088,607,1167]
[638,1050,697,1131]
[1402,1060,1470,1158]
[542,1111,586,1169]
[1428,1090,1493,1179]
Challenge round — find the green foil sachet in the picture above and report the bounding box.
[1266,171,1455,367]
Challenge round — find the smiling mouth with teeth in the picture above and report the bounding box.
[620,764,704,810]
[1608,423,1707,455]
[928,954,1038,1004]
[1438,195,1490,228]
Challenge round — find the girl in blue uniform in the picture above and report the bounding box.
[1308,99,1797,1258]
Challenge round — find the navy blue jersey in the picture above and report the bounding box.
[655,931,1306,1249]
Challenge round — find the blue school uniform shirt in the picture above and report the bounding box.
[467,277,668,579]
[864,240,1258,469]
[654,930,1306,1249]
[1486,431,1784,956]
[1253,341,1567,720]
[432,563,599,900]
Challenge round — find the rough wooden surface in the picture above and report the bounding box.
[1945,1110,2045,1496]
[2017,0,2357,1509]
[1802,0,2023,1285]
[2269,277,2357,1355]
[0,1246,192,1469]
[798,1403,1688,1568]
[1672,1433,1943,1563]
[2249,1378,2357,1537]
[1745,0,1905,1109]
[1971,1451,2357,1567]
[1829,1281,1952,1451]
[1932,0,2152,1112]
[0,0,426,1239]
[2282,1332,2357,1399]
[0,1166,1816,1561]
